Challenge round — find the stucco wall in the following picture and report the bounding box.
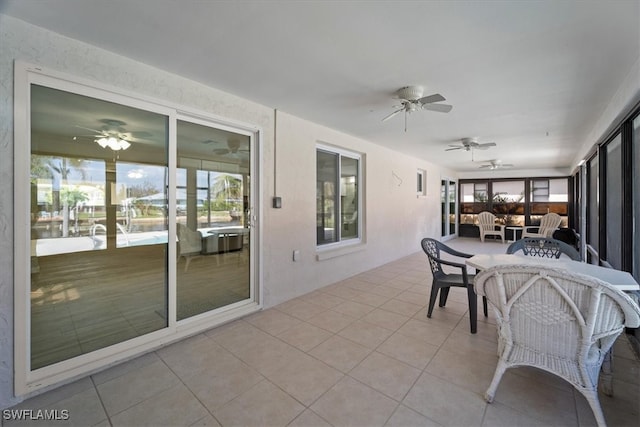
[0,14,452,407]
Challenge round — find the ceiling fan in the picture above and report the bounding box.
[75,119,149,151]
[446,137,496,152]
[479,160,514,170]
[208,138,249,157]
[382,85,452,131]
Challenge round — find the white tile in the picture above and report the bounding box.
[214,380,304,427]
[311,376,398,427]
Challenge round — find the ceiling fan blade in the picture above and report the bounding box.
[475,142,497,150]
[418,93,445,104]
[422,103,453,113]
[445,146,462,151]
[74,125,105,134]
[381,108,404,122]
[479,164,492,168]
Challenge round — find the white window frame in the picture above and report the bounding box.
[13,61,263,395]
[316,143,363,251]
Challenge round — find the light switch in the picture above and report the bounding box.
[293,250,300,261]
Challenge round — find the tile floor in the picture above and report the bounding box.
[5,238,640,426]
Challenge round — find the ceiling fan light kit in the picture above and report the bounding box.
[77,119,136,151]
[95,136,131,151]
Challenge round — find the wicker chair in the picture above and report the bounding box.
[521,212,561,239]
[474,265,640,427]
[477,211,505,243]
[420,238,487,334]
[506,237,581,261]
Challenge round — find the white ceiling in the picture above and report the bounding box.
[3,0,639,174]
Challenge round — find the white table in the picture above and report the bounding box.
[505,226,522,243]
[466,254,640,291]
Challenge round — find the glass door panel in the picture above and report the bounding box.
[441,179,456,239]
[176,120,251,320]
[30,85,169,370]
[449,180,456,235]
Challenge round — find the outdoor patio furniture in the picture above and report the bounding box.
[177,223,202,271]
[506,237,581,261]
[521,212,561,239]
[478,211,505,243]
[474,264,640,427]
[420,238,487,334]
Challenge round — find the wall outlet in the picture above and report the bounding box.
[293,250,300,261]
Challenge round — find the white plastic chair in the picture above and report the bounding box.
[478,211,505,243]
[521,212,561,238]
[474,265,640,427]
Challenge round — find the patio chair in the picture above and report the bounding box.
[420,238,488,334]
[474,265,640,427]
[177,223,203,271]
[521,212,561,239]
[477,211,505,243]
[506,237,581,261]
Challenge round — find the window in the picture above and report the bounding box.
[316,145,361,246]
[531,179,549,202]
[460,181,489,225]
[492,180,525,226]
[417,169,426,196]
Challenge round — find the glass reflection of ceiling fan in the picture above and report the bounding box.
[209,138,250,157]
[75,119,152,151]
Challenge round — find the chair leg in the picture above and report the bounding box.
[485,360,508,403]
[483,296,488,317]
[467,285,477,334]
[439,287,450,307]
[600,348,613,396]
[581,389,607,427]
[427,284,439,318]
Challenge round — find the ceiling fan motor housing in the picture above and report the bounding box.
[396,86,424,101]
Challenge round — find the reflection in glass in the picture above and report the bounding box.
[633,115,640,282]
[341,156,358,240]
[30,85,168,369]
[605,135,622,268]
[449,180,456,235]
[317,150,338,245]
[176,120,251,320]
[588,157,599,252]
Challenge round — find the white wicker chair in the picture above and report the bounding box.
[474,265,640,427]
[478,211,505,243]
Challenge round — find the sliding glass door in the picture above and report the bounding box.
[16,64,259,394]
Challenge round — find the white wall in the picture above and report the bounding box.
[0,15,452,407]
